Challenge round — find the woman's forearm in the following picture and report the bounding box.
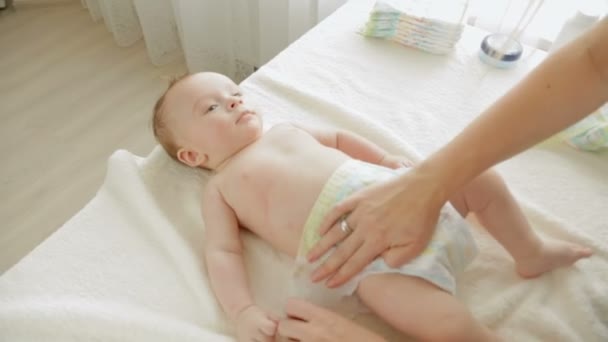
[309,19,607,284]
[419,17,608,201]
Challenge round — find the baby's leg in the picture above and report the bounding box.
[356,273,500,342]
[450,170,592,278]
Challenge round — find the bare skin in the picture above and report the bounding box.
[278,298,387,342]
[311,16,608,289]
[208,125,351,257]
[161,72,592,342]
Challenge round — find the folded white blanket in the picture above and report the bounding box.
[2,0,607,341]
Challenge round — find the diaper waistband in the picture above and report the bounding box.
[296,160,397,261]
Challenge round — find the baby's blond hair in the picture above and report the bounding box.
[151,74,190,161]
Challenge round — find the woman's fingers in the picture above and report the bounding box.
[279,298,386,342]
[316,195,359,236]
[325,238,386,287]
[277,319,312,341]
[277,317,311,341]
[310,228,364,283]
[280,299,332,341]
[284,298,320,321]
[382,242,423,268]
[307,196,359,263]
[310,170,446,286]
[307,218,355,263]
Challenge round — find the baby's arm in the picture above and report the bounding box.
[295,124,412,168]
[203,182,277,341]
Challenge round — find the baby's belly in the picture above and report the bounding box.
[251,181,333,257]
[239,159,350,257]
[255,228,304,258]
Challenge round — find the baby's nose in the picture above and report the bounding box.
[229,98,243,109]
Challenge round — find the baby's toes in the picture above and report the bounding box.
[572,245,593,258]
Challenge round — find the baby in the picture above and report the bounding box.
[152,72,592,342]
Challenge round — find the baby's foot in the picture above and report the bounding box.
[515,239,593,279]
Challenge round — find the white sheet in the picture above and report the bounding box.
[2,0,607,341]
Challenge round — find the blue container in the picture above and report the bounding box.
[478,33,523,69]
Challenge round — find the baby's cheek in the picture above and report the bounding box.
[208,121,230,138]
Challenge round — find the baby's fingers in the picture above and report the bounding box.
[259,317,278,336]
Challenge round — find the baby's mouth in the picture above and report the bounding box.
[236,110,254,124]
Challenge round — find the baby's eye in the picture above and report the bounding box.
[207,104,218,113]
[233,92,242,97]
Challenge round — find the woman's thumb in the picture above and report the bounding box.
[382,244,423,268]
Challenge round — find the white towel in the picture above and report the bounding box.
[2,0,607,340]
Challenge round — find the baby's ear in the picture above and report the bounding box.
[177,148,208,168]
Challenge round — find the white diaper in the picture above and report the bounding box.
[290,160,477,313]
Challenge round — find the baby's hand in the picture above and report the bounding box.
[379,154,414,169]
[235,305,278,342]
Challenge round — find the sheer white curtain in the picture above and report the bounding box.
[80,0,348,81]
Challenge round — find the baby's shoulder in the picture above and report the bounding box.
[262,123,298,141]
[267,122,313,138]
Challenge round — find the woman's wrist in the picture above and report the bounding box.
[414,136,487,204]
[406,159,452,205]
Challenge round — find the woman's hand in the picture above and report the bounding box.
[277,298,385,342]
[307,167,446,287]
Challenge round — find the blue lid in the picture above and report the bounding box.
[480,34,523,62]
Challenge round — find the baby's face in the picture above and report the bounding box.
[166,72,262,168]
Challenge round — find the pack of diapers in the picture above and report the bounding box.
[561,103,608,152]
[360,0,469,55]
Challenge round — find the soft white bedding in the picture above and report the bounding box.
[2,0,607,341]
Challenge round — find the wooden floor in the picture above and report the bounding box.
[0,0,187,273]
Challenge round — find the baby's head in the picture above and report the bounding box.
[152,72,262,170]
